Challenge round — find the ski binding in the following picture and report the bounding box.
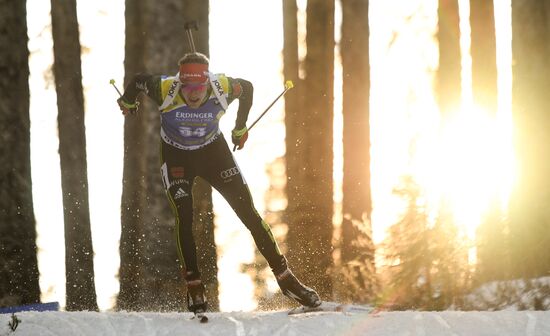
[192,310,209,323]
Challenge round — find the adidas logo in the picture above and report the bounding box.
[174,188,188,199]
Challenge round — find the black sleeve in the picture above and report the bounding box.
[232,78,253,130]
[121,73,163,106]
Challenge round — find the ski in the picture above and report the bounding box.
[288,301,374,316]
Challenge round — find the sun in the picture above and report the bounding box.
[412,104,515,238]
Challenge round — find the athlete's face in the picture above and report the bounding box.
[181,82,208,109]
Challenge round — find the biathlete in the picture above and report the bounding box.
[116,52,321,314]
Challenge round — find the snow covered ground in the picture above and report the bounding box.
[2,308,550,336]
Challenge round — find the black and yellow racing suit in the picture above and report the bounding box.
[121,73,287,281]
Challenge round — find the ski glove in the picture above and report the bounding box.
[231,126,249,150]
[117,98,139,116]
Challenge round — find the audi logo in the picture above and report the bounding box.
[220,167,240,179]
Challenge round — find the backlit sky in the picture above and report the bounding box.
[27,0,513,311]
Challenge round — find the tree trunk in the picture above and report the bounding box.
[469,0,505,283]
[50,0,98,311]
[286,0,335,300]
[118,0,149,311]
[509,0,550,278]
[283,0,301,182]
[437,0,462,118]
[0,0,41,308]
[340,0,376,303]
[282,0,305,305]
[469,0,497,115]
[283,0,302,250]
[119,0,215,311]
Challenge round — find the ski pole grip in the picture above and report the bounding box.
[285,80,294,90]
[184,20,199,31]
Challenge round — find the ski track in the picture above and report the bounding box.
[433,314,459,336]
[2,310,550,335]
[265,313,292,336]
[525,313,536,336]
[414,313,426,336]
[227,316,246,336]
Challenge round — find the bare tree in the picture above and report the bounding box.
[436,0,461,118]
[50,0,98,311]
[138,0,189,310]
[117,0,148,311]
[469,0,509,284]
[285,0,335,299]
[509,0,550,278]
[283,0,301,225]
[0,0,41,308]
[339,0,376,303]
[118,0,215,311]
[470,0,497,115]
[281,0,302,307]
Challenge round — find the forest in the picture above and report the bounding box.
[1,0,549,313]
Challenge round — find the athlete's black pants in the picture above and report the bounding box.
[160,134,287,281]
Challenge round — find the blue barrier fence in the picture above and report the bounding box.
[0,302,60,314]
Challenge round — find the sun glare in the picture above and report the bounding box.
[371,0,513,244]
[414,104,514,238]
[435,0,514,237]
[425,0,512,238]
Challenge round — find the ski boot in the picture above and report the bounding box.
[276,268,321,307]
[186,279,207,314]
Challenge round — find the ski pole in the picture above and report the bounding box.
[184,21,199,53]
[233,80,294,152]
[110,79,139,115]
[109,79,122,97]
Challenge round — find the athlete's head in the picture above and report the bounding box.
[178,52,210,108]
[179,52,209,83]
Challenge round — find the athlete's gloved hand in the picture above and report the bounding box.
[117,98,139,116]
[231,126,249,150]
